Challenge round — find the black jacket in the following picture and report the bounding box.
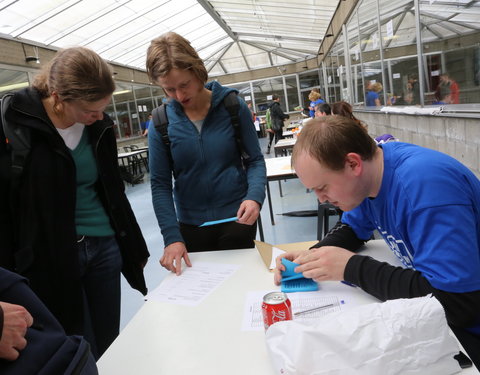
[270,101,289,131]
[0,88,149,335]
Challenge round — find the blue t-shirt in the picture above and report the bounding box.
[309,99,324,118]
[365,91,379,106]
[342,142,480,294]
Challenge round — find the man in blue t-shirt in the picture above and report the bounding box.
[274,116,480,368]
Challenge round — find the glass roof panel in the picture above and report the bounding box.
[0,0,339,76]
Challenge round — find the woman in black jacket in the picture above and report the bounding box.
[0,47,149,359]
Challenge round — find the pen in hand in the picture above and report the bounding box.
[294,303,334,317]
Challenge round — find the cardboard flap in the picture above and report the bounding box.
[255,240,318,270]
[254,240,273,270]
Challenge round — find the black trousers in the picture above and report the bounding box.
[267,131,275,148]
[274,129,283,144]
[180,221,257,252]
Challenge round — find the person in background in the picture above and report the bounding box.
[270,94,289,145]
[406,74,421,105]
[331,101,367,130]
[0,47,149,359]
[247,102,255,120]
[436,72,460,104]
[274,116,480,368]
[308,89,324,118]
[365,81,382,107]
[146,32,266,275]
[265,104,275,154]
[314,102,331,117]
[142,113,152,136]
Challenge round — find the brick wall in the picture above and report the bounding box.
[355,111,480,178]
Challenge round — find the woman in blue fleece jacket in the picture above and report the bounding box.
[146,32,266,275]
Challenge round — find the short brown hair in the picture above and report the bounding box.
[331,101,367,130]
[292,116,377,171]
[146,32,208,84]
[32,47,115,101]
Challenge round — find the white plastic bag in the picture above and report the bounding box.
[265,296,461,375]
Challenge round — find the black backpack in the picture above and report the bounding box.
[0,93,30,194]
[151,92,250,173]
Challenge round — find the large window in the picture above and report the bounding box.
[321,0,480,110]
[0,68,29,96]
[252,78,285,116]
[285,75,300,112]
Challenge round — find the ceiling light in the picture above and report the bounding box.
[113,89,131,95]
[25,56,40,64]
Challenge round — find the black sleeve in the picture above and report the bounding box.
[310,220,367,251]
[271,103,289,121]
[344,254,480,329]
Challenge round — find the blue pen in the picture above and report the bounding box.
[199,216,238,227]
[341,280,357,287]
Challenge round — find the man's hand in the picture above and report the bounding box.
[0,302,33,361]
[273,250,308,285]
[160,242,192,276]
[293,246,355,282]
[236,200,260,226]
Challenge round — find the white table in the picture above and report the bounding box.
[265,156,297,225]
[97,240,478,374]
[273,137,296,157]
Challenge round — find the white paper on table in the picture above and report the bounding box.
[242,289,350,331]
[146,262,239,306]
[269,247,286,270]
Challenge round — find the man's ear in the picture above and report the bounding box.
[344,153,363,176]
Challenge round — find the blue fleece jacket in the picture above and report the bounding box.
[149,81,267,247]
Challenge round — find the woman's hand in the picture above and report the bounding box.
[160,241,192,275]
[236,200,260,225]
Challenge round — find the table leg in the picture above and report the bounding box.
[257,214,264,241]
[266,181,275,225]
[278,180,283,197]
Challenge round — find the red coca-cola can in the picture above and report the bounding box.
[262,291,292,331]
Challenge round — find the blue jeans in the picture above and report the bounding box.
[77,235,122,359]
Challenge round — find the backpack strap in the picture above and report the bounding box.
[223,91,250,161]
[152,103,176,177]
[1,94,31,191]
[152,104,169,147]
[152,92,250,176]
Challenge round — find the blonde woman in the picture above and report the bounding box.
[308,89,324,118]
[365,81,383,107]
[146,32,266,275]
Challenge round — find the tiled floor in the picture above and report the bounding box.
[119,136,332,329]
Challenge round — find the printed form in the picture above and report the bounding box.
[146,262,239,306]
[242,290,349,331]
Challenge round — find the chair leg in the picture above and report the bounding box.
[317,203,326,240]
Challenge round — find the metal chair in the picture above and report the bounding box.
[317,202,341,240]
